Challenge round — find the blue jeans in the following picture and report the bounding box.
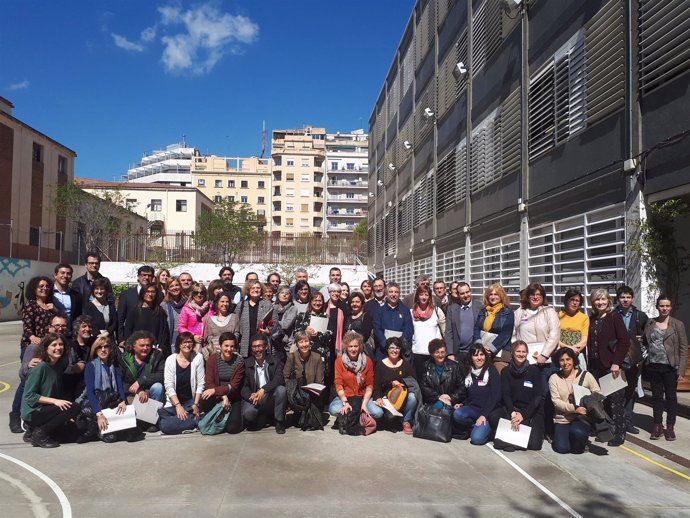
[329,398,384,420]
[453,406,492,445]
[158,400,199,435]
[148,383,165,402]
[553,420,590,454]
[11,380,25,414]
[402,393,418,424]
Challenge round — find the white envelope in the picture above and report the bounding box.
[133,397,164,425]
[526,343,550,364]
[381,397,403,417]
[598,371,627,397]
[309,315,329,334]
[384,330,403,339]
[480,331,499,353]
[302,383,326,395]
[572,384,591,406]
[100,405,137,434]
[495,418,531,449]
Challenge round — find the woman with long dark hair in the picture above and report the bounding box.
[124,284,171,356]
[20,276,57,360]
[83,278,118,340]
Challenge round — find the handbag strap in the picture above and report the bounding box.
[577,369,586,386]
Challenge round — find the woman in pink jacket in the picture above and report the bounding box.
[178,283,211,352]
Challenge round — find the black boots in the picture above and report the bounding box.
[9,412,22,433]
[31,427,60,448]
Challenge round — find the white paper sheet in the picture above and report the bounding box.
[302,383,326,395]
[495,418,531,449]
[100,405,137,434]
[480,331,499,353]
[384,330,403,339]
[381,397,403,417]
[572,384,591,406]
[526,342,550,364]
[598,371,627,397]
[133,397,164,425]
[309,315,329,334]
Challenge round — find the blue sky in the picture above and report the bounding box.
[1,0,414,181]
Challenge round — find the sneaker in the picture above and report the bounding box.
[402,422,413,435]
[22,429,33,443]
[275,421,286,435]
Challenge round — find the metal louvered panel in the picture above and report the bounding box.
[436,149,456,214]
[501,88,521,174]
[585,0,625,123]
[437,0,454,27]
[438,47,457,118]
[401,45,414,96]
[413,257,434,283]
[470,108,501,193]
[528,62,556,159]
[639,0,690,94]
[567,34,587,135]
[398,116,413,166]
[436,247,466,284]
[455,31,469,96]
[414,172,434,226]
[399,192,413,235]
[469,233,521,304]
[472,0,502,77]
[368,223,376,258]
[414,80,437,142]
[375,218,384,251]
[415,2,435,69]
[456,139,467,202]
[385,142,397,186]
[387,74,399,125]
[384,211,397,256]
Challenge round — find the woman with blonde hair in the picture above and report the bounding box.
[473,283,515,369]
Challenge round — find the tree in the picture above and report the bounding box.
[353,218,368,239]
[195,201,264,265]
[53,183,137,260]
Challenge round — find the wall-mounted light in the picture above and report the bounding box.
[387,201,393,207]
[368,192,375,198]
[403,140,412,150]
[377,180,383,186]
[453,62,468,80]
[423,107,435,120]
[388,163,396,171]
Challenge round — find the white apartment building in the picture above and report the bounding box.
[325,129,369,235]
[124,142,196,186]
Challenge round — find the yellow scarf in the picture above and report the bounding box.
[483,303,504,332]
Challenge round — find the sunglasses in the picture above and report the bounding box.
[193,291,206,296]
[96,345,111,350]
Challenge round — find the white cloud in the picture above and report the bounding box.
[158,3,259,75]
[141,26,157,43]
[111,33,145,52]
[7,80,30,91]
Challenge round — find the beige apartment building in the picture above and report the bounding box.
[0,96,77,262]
[271,126,326,237]
[191,155,271,224]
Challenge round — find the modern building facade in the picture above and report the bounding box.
[271,126,326,237]
[325,130,369,235]
[368,0,690,313]
[124,142,196,186]
[191,155,271,225]
[0,96,77,262]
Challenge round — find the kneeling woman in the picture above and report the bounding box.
[489,341,544,450]
[159,332,205,434]
[419,339,466,415]
[21,333,79,448]
[373,337,417,434]
[329,331,384,426]
[454,344,501,445]
[200,332,244,434]
[284,331,325,429]
[550,348,601,454]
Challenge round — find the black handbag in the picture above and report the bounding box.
[286,378,310,412]
[344,396,364,436]
[412,404,453,443]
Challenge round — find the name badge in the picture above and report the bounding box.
[524,380,533,388]
[478,379,487,387]
[399,314,403,319]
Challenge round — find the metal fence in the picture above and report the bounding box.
[73,231,367,266]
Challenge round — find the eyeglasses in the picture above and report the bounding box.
[50,324,68,330]
[387,345,401,350]
[96,345,111,350]
[193,291,206,296]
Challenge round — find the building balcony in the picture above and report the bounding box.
[327,209,366,217]
[327,223,356,232]
[327,180,367,188]
[326,166,369,173]
[327,194,368,202]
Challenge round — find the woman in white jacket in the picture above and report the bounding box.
[411,285,446,378]
[158,332,205,434]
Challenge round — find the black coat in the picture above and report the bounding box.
[72,272,114,308]
[117,285,163,341]
[241,355,285,400]
[83,300,118,341]
[420,359,467,406]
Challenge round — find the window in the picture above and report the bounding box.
[214,180,222,188]
[257,196,265,204]
[151,199,162,212]
[214,195,222,203]
[176,200,187,212]
[286,218,294,227]
[257,209,266,216]
[330,161,338,170]
[58,156,67,175]
[197,179,206,186]
[301,203,309,212]
[29,227,39,246]
[241,180,248,188]
[346,163,355,170]
[301,218,309,227]
[286,173,294,181]
[346,192,355,199]
[301,174,310,182]
[301,158,310,167]
[346,208,355,214]
[300,189,309,197]
[258,181,265,189]
[32,143,42,162]
[228,180,235,188]
[286,188,295,197]
[286,159,295,167]
[241,196,248,203]
[126,198,137,210]
[286,204,294,212]
[227,195,235,202]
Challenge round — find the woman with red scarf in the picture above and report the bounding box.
[411,285,446,379]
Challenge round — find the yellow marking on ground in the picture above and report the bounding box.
[620,444,690,482]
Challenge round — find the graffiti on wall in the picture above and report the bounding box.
[0,258,35,321]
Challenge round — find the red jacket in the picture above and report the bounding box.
[588,311,629,368]
[334,356,374,397]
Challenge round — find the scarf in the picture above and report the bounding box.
[342,351,367,386]
[92,357,118,392]
[412,304,434,321]
[508,358,529,377]
[325,303,345,354]
[189,299,211,319]
[483,303,504,332]
[465,366,489,388]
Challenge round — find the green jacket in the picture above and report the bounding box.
[21,361,63,422]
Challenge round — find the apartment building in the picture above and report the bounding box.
[124,142,196,186]
[325,130,369,235]
[368,0,690,317]
[191,155,271,225]
[271,126,326,237]
[0,96,77,261]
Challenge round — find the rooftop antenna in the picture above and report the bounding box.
[261,120,267,158]
[182,134,187,147]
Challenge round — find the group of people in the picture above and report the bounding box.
[9,256,688,455]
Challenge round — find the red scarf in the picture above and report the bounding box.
[326,303,345,354]
[413,304,434,321]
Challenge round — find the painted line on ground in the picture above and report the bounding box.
[0,470,50,518]
[486,444,583,518]
[0,453,72,518]
[619,445,690,482]
[0,360,19,368]
[0,380,10,393]
[625,434,690,470]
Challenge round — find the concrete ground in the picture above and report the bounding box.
[1,321,689,518]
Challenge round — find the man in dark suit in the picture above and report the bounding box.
[364,277,387,320]
[117,265,155,344]
[445,282,481,363]
[71,252,114,308]
[52,263,82,336]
